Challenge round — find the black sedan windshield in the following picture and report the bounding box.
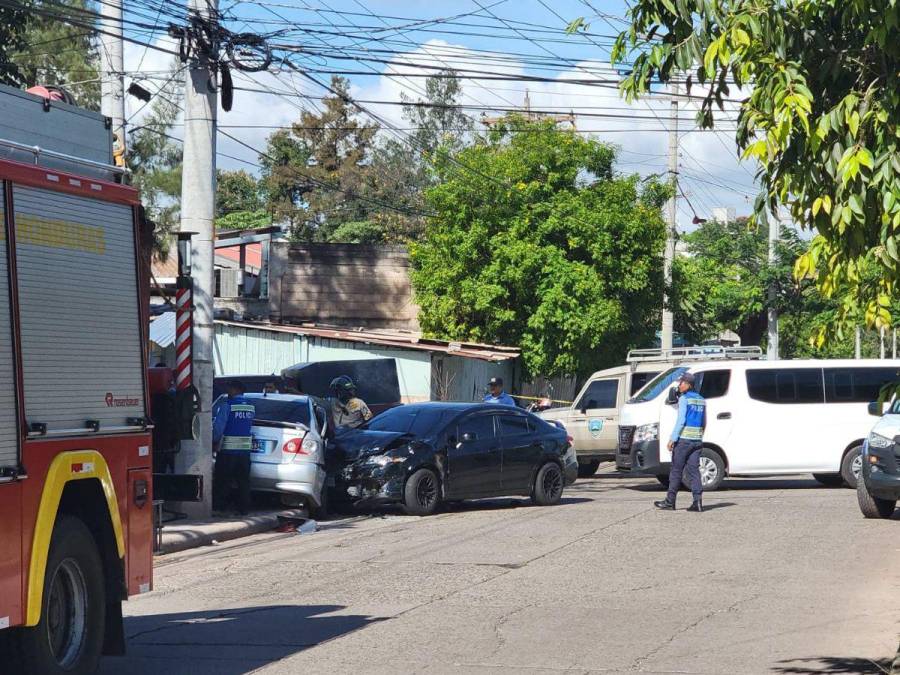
[250,399,311,426]
[366,406,455,436]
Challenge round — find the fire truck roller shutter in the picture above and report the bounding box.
[0,185,17,468]
[13,186,146,433]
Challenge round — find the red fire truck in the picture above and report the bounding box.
[0,85,153,673]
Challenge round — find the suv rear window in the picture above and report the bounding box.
[746,368,824,404]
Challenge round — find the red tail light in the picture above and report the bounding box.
[283,434,310,455]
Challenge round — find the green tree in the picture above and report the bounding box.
[0,6,30,87]
[259,129,310,230]
[411,116,668,377]
[673,218,806,346]
[14,0,100,109]
[128,61,183,258]
[216,169,269,231]
[611,1,900,344]
[260,76,378,241]
[370,69,474,242]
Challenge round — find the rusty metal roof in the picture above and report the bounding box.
[216,320,520,362]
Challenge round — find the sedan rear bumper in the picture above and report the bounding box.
[250,460,326,506]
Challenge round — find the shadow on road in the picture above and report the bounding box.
[772,655,893,674]
[624,477,845,493]
[99,604,381,675]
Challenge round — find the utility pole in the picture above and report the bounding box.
[855,326,862,359]
[178,0,218,517]
[99,0,126,164]
[766,213,779,360]
[661,83,679,351]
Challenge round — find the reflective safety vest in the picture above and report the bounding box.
[672,390,706,442]
[219,396,255,452]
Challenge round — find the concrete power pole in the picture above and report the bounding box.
[178,0,218,517]
[99,0,126,162]
[661,84,679,351]
[766,214,779,360]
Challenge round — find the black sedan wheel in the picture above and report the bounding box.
[403,468,441,516]
[532,462,564,506]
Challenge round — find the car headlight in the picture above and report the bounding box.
[363,453,407,467]
[866,431,894,449]
[634,423,659,444]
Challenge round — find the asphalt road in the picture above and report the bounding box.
[100,467,899,675]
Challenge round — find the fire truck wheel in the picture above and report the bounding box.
[16,516,106,675]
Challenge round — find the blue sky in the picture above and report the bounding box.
[123,0,759,228]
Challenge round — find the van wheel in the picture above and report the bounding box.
[857,475,897,519]
[404,469,441,516]
[532,463,564,506]
[577,460,601,478]
[840,445,863,488]
[684,448,725,492]
[14,516,106,675]
[813,473,843,488]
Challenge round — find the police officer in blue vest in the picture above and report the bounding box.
[655,372,706,512]
[212,380,256,515]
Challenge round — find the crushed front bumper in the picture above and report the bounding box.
[342,462,407,504]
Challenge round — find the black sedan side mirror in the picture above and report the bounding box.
[460,432,477,443]
[867,401,884,417]
[666,387,679,405]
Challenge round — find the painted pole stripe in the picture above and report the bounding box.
[175,283,192,391]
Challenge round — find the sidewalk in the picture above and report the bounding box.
[157,508,307,555]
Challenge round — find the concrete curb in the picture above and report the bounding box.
[158,509,306,555]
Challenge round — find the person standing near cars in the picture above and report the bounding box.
[483,376,516,406]
[655,372,706,512]
[212,380,256,515]
[330,375,372,429]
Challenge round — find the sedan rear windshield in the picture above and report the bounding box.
[366,406,456,436]
[250,399,311,426]
[628,367,687,403]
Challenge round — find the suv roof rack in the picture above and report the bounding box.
[626,346,763,363]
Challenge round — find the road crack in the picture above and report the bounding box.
[630,593,759,671]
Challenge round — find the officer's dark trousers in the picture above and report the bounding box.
[213,451,251,515]
[666,440,703,504]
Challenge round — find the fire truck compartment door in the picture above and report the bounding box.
[0,185,18,468]
[13,186,146,433]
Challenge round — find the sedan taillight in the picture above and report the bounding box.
[283,434,310,455]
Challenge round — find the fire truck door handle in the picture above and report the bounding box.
[717,412,732,420]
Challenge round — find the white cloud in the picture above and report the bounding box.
[123,36,759,228]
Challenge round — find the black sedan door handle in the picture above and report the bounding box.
[717,412,732,420]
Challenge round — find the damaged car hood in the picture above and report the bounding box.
[330,429,412,463]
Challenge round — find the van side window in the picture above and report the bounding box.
[577,379,618,410]
[823,367,899,403]
[746,368,824,404]
[630,371,658,395]
[697,370,730,399]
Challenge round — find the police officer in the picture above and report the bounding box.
[655,372,706,512]
[483,377,516,406]
[330,375,372,429]
[212,380,256,515]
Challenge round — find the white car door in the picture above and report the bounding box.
[728,367,826,474]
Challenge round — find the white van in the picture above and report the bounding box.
[541,346,762,477]
[616,359,900,490]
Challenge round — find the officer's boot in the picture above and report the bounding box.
[687,499,703,512]
[654,499,676,510]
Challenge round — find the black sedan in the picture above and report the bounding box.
[338,402,577,516]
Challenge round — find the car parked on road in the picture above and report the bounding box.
[617,359,900,491]
[858,401,900,519]
[243,393,331,516]
[340,402,577,516]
